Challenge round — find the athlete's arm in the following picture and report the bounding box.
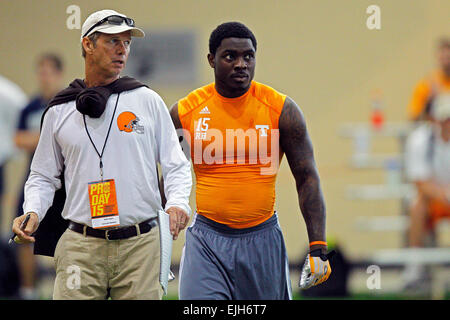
[169,102,183,130]
[169,102,190,160]
[279,97,327,254]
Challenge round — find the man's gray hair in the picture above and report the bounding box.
[81,32,101,58]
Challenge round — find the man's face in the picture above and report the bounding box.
[438,46,450,77]
[88,31,131,78]
[208,37,256,97]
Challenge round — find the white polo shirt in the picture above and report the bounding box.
[23,86,192,227]
[405,123,450,185]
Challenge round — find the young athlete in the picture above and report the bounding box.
[171,22,332,299]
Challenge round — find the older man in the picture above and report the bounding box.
[12,9,192,300]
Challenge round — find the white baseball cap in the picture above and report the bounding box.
[81,9,145,42]
[432,94,450,121]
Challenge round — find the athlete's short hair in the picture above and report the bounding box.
[209,22,257,55]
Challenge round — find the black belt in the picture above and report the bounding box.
[68,218,158,240]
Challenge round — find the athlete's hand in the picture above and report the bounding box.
[11,212,39,244]
[299,250,335,289]
[166,206,189,240]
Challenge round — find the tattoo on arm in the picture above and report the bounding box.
[279,97,327,249]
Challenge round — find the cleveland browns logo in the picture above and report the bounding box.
[117,111,144,134]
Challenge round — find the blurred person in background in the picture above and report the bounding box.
[407,38,450,122]
[0,75,26,222]
[403,94,450,291]
[14,53,64,299]
[0,75,26,298]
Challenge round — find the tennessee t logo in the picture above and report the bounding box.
[255,125,269,137]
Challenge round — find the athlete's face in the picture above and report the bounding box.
[208,37,256,98]
[86,31,131,79]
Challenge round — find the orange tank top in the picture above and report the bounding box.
[178,81,286,228]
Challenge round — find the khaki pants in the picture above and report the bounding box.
[53,226,162,300]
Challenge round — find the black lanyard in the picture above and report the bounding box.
[83,93,120,181]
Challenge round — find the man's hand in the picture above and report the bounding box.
[11,212,39,244]
[166,206,189,240]
[299,250,335,289]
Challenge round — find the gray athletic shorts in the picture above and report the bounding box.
[179,212,292,300]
